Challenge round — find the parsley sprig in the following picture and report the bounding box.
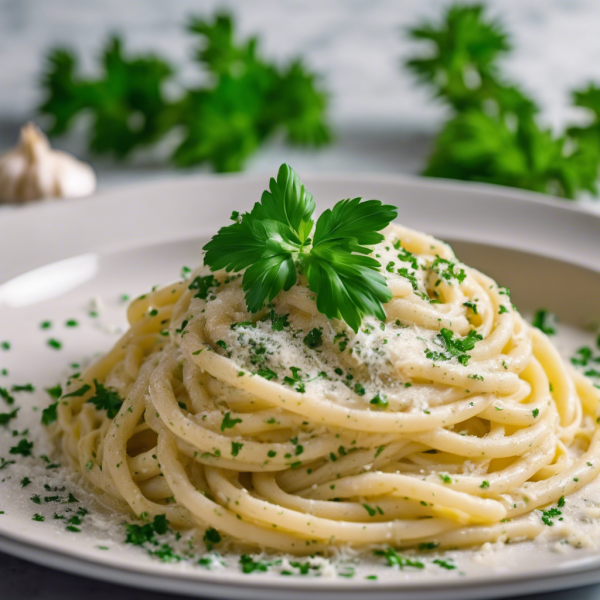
[39,12,330,172]
[203,164,397,331]
[406,3,600,199]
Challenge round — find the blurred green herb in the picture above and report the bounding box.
[39,12,330,172]
[406,3,600,199]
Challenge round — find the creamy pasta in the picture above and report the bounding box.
[53,223,600,553]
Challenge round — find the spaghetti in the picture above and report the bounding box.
[53,223,600,553]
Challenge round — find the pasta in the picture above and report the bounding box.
[53,223,600,553]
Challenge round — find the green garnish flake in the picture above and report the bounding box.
[231,441,244,457]
[374,548,425,569]
[0,408,18,426]
[303,327,323,349]
[425,328,482,366]
[433,558,456,570]
[47,339,62,350]
[9,439,34,457]
[532,408,540,418]
[370,393,388,408]
[439,473,453,484]
[240,554,275,574]
[221,412,242,431]
[46,385,62,399]
[1,342,10,350]
[463,301,478,314]
[202,164,397,332]
[430,256,466,284]
[0,387,15,405]
[65,319,79,328]
[188,275,220,300]
[41,402,58,426]
[87,380,124,418]
[125,514,169,546]
[12,383,35,392]
[62,384,91,398]
[532,309,557,335]
[203,527,221,551]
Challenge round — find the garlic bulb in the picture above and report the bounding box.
[0,123,96,203]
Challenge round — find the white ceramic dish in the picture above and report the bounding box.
[0,173,599,600]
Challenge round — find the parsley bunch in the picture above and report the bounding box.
[39,13,330,172]
[203,164,397,331]
[406,3,600,199]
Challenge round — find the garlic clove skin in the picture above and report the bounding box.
[0,123,97,204]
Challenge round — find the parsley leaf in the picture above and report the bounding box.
[188,275,220,300]
[9,439,34,457]
[87,380,124,419]
[40,13,330,173]
[221,412,242,431]
[0,408,19,426]
[203,527,221,551]
[374,547,424,569]
[41,402,58,426]
[406,3,600,199]
[426,328,483,366]
[203,164,397,331]
[532,309,557,335]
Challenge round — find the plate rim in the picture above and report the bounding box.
[1,172,600,599]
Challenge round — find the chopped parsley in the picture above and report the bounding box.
[430,256,466,284]
[239,554,273,574]
[433,558,456,570]
[45,385,62,399]
[125,514,169,545]
[256,367,278,380]
[231,441,244,457]
[221,412,242,431]
[87,380,124,418]
[463,301,478,314]
[374,548,425,569]
[9,438,34,457]
[425,328,482,366]
[11,383,35,392]
[303,328,323,349]
[62,384,91,398]
[370,393,388,408]
[0,387,15,405]
[47,339,62,350]
[539,504,563,526]
[532,309,557,335]
[203,527,221,551]
[188,274,220,300]
[41,402,58,426]
[264,308,290,331]
[0,408,19,426]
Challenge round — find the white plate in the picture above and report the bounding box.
[0,173,599,600]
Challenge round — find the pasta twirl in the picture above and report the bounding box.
[53,223,600,553]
